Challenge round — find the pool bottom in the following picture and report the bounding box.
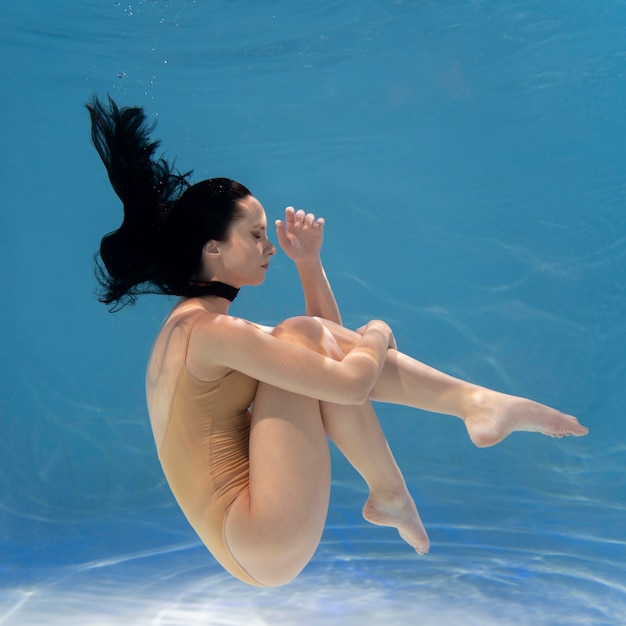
[3,515,624,626]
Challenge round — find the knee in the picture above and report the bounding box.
[271,316,343,359]
[272,315,323,338]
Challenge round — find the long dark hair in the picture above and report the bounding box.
[86,96,251,310]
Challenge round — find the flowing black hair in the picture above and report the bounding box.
[87,96,251,310]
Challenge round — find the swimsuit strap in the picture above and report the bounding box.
[182,313,205,364]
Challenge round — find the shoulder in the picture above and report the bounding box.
[191,311,270,354]
[153,302,227,364]
[169,305,273,377]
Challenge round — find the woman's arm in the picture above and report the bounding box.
[275,207,341,324]
[296,257,341,324]
[191,313,392,405]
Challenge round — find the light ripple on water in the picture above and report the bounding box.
[2,520,625,626]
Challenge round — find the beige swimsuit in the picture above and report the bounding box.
[157,319,263,585]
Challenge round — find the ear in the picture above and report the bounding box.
[202,239,221,256]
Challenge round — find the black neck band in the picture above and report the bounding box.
[187,280,239,302]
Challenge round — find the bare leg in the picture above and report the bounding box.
[318,319,589,447]
[225,382,332,587]
[272,317,429,554]
[321,401,430,554]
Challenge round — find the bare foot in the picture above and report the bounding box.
[362,491,430,555]
[464,388,589,448]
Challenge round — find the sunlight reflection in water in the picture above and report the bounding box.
[2,519,625,626]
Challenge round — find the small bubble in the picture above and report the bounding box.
[117,71,127,79]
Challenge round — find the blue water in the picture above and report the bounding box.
[2,1,625,624]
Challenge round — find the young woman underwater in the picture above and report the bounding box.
[87,96,588,587]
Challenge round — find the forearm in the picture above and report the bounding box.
[295,257,342,324]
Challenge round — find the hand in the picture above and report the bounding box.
[275,206,325,262]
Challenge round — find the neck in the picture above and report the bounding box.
[187,279,240,302]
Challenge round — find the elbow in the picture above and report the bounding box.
[339,374,373,406]
[351,388,371,406]
[333,357,380,405]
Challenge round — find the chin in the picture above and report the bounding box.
[246,275,266,287]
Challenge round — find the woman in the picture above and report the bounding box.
[87,96,588,588]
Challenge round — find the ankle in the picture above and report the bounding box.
[460,385,489,422]
[366,488,409,508]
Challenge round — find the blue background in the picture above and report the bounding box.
[1,1,625,624]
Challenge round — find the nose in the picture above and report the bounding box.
[266,239,277,256]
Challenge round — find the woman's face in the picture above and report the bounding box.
[208,195,276,287]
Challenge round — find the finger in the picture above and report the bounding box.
[303,212,315,230]
[284,206,296,224]
[314,216,325,230]
[294,209,306,228]
[275,219,289,248]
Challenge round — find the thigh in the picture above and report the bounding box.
[224,383,331,587]
[225,316,355,586]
